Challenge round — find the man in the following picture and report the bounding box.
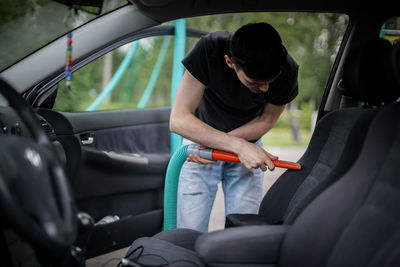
[170,22,299,232]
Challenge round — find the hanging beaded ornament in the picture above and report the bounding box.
[65,32,73,89]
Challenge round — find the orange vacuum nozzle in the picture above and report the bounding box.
[211,149,302,170]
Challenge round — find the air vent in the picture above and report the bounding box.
[41,121,51,132]
[38,116,56,140]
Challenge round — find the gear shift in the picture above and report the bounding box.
[71,212,95,266]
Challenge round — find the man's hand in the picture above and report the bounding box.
[236,140,278,172]
[187,145,217,164]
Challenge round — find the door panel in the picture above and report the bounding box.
[39,107,171,257]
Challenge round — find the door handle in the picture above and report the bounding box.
[80,132,94,145]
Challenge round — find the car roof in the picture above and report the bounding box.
[131,0,400,22]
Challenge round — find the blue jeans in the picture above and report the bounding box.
[177,138,264,232]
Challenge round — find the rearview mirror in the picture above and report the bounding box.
[54,0,104,15]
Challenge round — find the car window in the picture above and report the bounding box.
[54,35,200,112]
[53,11,349,139]
[0,0,127,72]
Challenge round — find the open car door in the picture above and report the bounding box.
[29,25,206,258]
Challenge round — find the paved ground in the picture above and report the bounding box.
[86,146,306,266]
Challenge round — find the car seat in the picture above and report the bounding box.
[122,37,400,267]
[226,37,399,227]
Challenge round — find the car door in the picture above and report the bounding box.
[28,25,207,258]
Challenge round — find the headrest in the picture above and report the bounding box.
[342,38,400,105]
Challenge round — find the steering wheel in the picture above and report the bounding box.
[0,77,77,253]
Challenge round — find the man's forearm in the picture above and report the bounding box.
[170,112,246,154]
[229,103,285,141]
[228,116,276,141]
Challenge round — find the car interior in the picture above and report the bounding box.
[0,0,400,266]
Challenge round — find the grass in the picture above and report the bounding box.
[262,127,311,147]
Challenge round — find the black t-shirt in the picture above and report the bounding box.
[182,30,299,133]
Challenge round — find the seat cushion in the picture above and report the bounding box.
[125,229,204,267]
[225,213,272,228]
[152,228,203,251]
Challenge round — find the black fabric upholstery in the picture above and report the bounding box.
[284,108,376,223]
[125,229,204,266]
[152,228,203,251]
[255,110,337,224]
[342,38,398,105]
[227,111,338,227]
[195,225,289,266]
[261,108,375,224]
[280,103,400,267]
[125,236,205,266]
[225,213,271,227]
[227,107,377,227]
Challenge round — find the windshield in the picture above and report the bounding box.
[0,0,127,72]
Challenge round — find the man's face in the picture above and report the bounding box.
[235,68,277,94]
[224,55,279,94]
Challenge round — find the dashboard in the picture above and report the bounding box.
[0,105,81,181]
[0,106,31,138]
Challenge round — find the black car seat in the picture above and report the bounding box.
[192,101,400,267]
[276,104,400,267]
[226,37,398,227]
[122,38,400,267]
